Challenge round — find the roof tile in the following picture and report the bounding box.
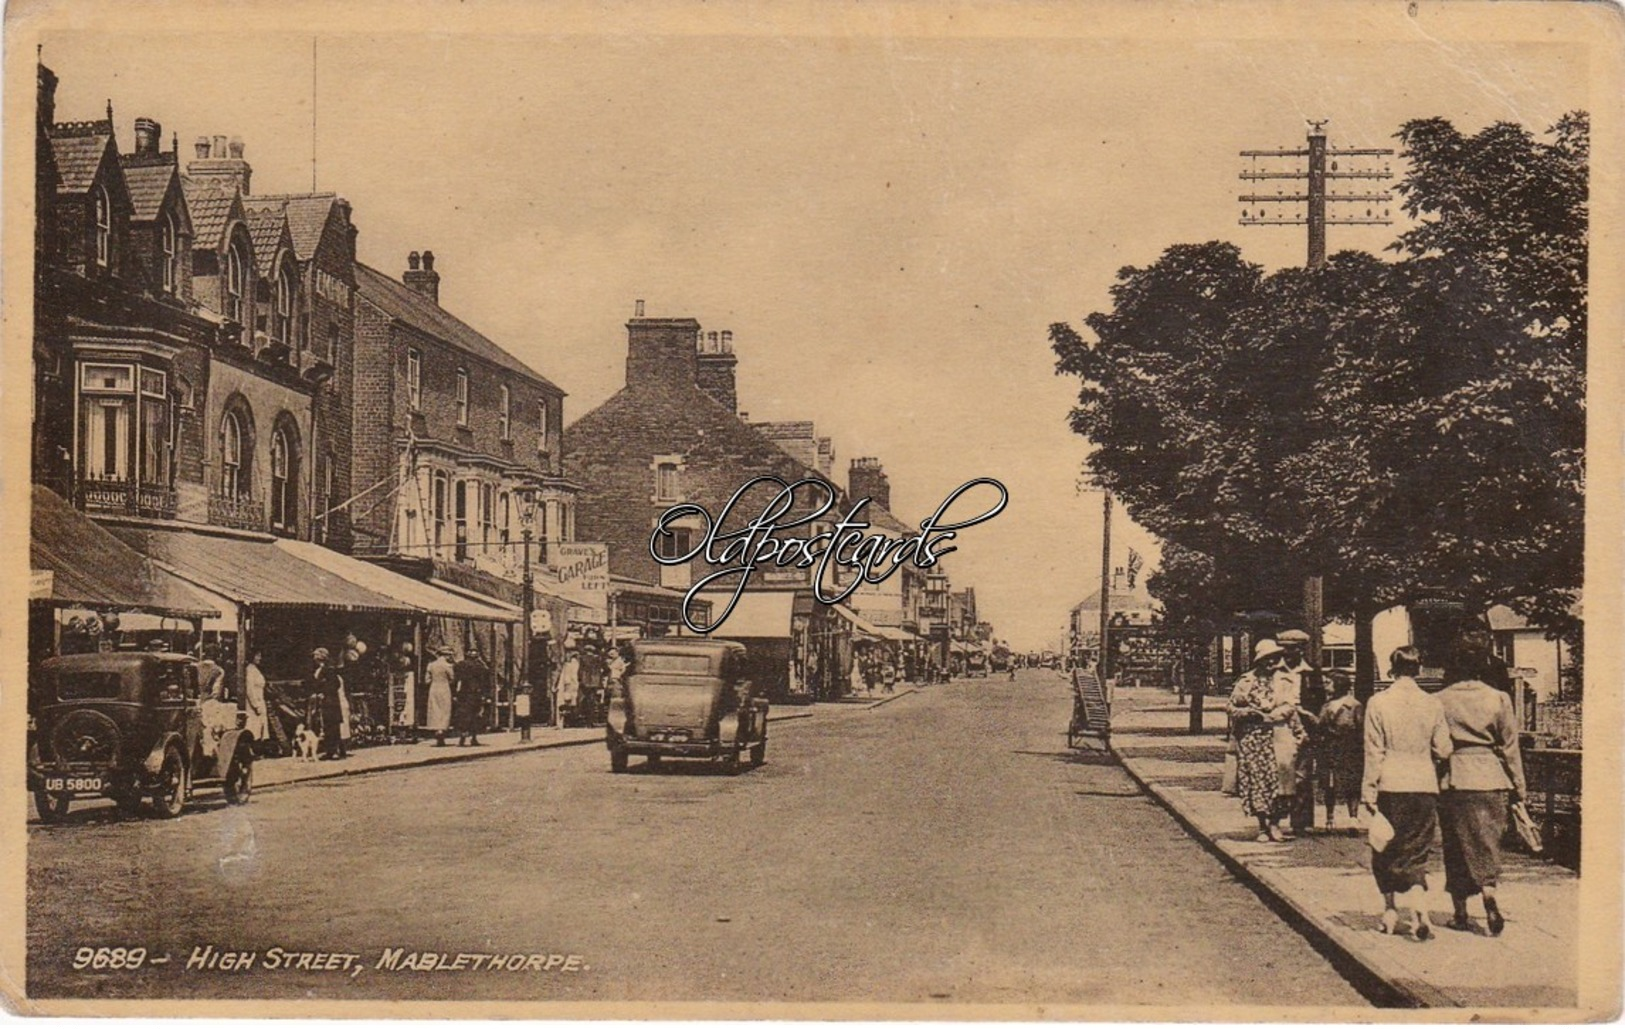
[49,133,111,193]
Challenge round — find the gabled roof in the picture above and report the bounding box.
[49,129,113,194]
[253,193,340,261]
[355,262,560,391]
[179,177,240,250]
[242,200,293,277]
[120,162,178,222]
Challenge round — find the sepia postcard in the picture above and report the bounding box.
[2,0,1622,1020]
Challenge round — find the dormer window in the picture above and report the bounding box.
[94,186,111,267]
[224,238,248,324]
[273,259,297,348]
[161,213,177,292]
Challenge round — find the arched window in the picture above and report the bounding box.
[95,186,112,267]
[269,423,298,535]
[161,213,177,292]
[274,258,297,348]
[220,410,244,496]
[224,235,248,324]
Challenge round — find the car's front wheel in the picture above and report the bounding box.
[150,747,187,819]
[223,751,253,805]
[750,740,766,768]
[33,790,70,823]
[720,748,741,776]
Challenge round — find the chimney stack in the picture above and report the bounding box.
[695,326,739,412]
[849,457,892,512]
[133,118,161,156]
[626,315,701,393]
[403,250,440,304]
[186,133,252,194]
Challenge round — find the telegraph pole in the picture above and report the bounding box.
[1098,490,1112,679]
[1238,119,1393,671]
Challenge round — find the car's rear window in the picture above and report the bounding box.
[51,671,126,701]
[637,653,714,675]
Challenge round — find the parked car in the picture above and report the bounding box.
[965,650,989,678]
[27,652,255,822]
[607,639,767,774]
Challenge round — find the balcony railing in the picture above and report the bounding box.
[209,490,267,532]
[78,478,177,520]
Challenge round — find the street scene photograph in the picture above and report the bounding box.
[5,0,1620,1019]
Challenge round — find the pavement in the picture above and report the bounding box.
[26,670,1366,1011]
[1109,684,1580,1010]
[250,695,862,791]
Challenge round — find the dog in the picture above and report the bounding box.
[293,723,320,762]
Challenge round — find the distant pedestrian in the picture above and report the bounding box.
[309,648,347,760]
[425,646,456,746]
[198,643,227,702]
[1318,671,1364,830]
[1229,639,1295,842]
[555,646,581,728]
[1277,629,1321,833]
[1437,640,1526,936]
[242,649,269,747]
[881,660,897,694]
[1363,645,1453,940]
[454,644,490,746]
[515,684,534,742]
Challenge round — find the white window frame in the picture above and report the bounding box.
[225,240,247,324]
[221,410,243,497]
[499,385,511,440]
[537,398,548,452]
[407,348,422,410]
[651,454,686,504]
[456,368,469,426]
[270,428,292,531]
[161,213,177,292]
[95,186,111,267]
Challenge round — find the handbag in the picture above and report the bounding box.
[1510,800,1544,854]
[1368,808,1395,853]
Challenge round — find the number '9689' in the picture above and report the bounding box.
[72,947,147,970]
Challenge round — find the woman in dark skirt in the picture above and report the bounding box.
[1362,646,1453,939]
[1437,642,1527,935]
[1229,640,1295,842]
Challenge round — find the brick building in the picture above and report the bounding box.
[351,253,576,591]
[563,309,859,700]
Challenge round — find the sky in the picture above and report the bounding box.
[39,14,1589,650]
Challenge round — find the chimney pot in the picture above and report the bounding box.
[402,249,441,304]
[720,330,733,353]
[212,134,227,157]
[421,250,435,271]
[634,299,645,317]
[228,136,244,159]
[408,250,421,270]
[133,117,161,156]
[194,136,211,160]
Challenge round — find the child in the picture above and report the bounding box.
[515,684,533,742]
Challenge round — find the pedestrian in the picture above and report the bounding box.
[454,643,490,746]
[425,645,456,746]
[555,645,581,728]
[395,642,417,741]
[1228,639,1297,842]
[198,643,227,702]
[308,648,347,760]
[515,683,534,742]
[1437,639,1526,936]
[882,659,897,694]
[1318,670,1364,830]
[1276,629,1322,832]
[242,648,269,750]
[1362,645,1453,940]
[850,652,866,696]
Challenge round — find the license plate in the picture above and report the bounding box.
[43,775,102,794]
[650,732,689,743]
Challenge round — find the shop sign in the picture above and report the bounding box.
[530,609,552,635]
[30,570,54,600]
[540,543,609,620]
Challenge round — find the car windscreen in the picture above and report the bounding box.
[636,652,715,676]
[50,670,127,701]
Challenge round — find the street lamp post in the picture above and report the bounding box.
[518,492,537,708]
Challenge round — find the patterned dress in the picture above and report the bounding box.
[1230,670,1280,818]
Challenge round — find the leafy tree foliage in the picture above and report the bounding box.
[1053,114,1586,644]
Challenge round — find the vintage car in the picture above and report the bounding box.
[606,639,768,774]
[27,652,255,822]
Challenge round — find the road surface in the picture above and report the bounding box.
[27,669,1368,1008]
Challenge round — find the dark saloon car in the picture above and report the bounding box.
[606,639,768,774]
[27,652,255,821]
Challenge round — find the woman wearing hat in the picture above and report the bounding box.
[1363,645,1454,939]
[425,645,456,746]
[1229,639,1296,842]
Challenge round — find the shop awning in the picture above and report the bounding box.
[874,625,915,642]
[696,590,797,639]
[831,604,883,640]
[31,486,218,618]
[111,526,417,614]
[276,540,518,623]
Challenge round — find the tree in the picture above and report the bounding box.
[1052,113,1587,664]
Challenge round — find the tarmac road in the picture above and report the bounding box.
[26,669,1368,1009]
